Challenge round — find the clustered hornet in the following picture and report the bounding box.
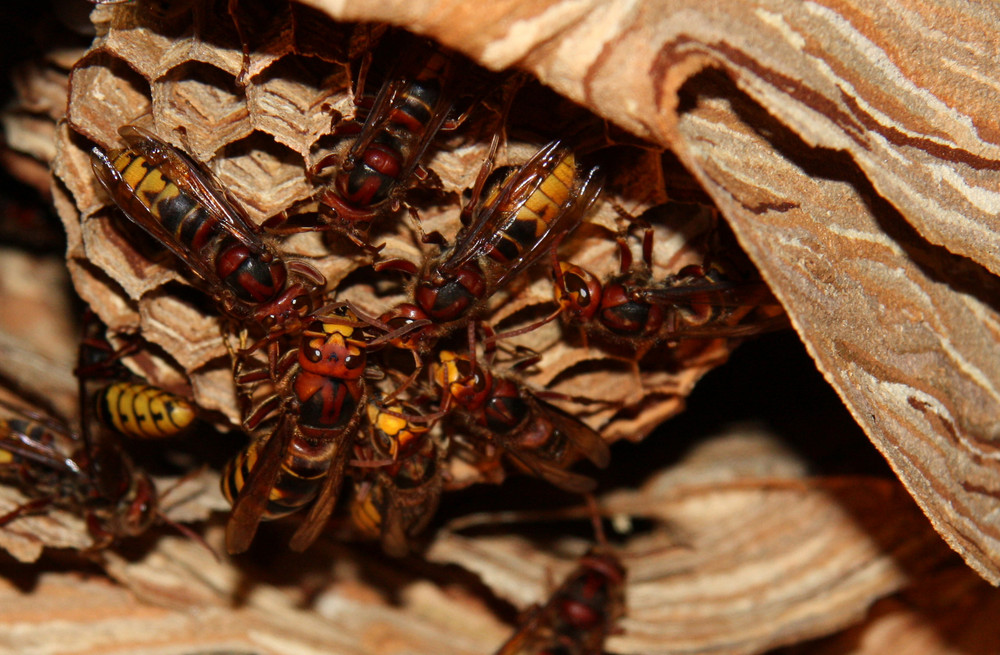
[77,311,196,441]
[0,314,198,549]
[223,305,383,553]
[348,397,441,557]
[90,125,325,347]
[67,27,789,573]
[0,405,158,548]
[550,202,788,355]
[433,349,610,494]
[493,548,626,655]
[313,35,464,245]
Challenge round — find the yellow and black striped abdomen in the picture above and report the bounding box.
[490,153,576,265]
[221,438,337,521]
[96,382,195,440]
[109,150,219,253]
[349,481,385,539]
[521,152,575,229]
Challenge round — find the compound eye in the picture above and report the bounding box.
[567,273,591,304]
[305,345,323,362]
[291,294,313,317]
[372,430,394,456]
[471,370,489,393]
